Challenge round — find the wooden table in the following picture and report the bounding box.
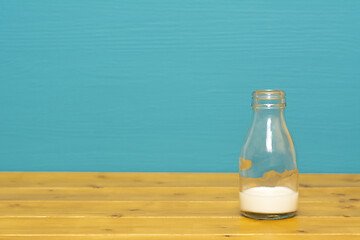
[0,173,359,239]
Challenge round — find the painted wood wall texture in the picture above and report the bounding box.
[0,1,359,173]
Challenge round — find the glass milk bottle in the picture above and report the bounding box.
[239,89,298,219]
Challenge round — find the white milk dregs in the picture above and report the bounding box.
[239,186,298,214]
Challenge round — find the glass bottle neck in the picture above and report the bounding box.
[250,89,287,125]
[252,108,285,129]
[253,108,284,116]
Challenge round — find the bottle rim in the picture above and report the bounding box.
[252,89,286,100]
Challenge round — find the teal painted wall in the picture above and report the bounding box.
[0,1,359,173]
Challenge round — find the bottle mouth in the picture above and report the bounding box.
[252,89,286,109]
[252,89,286,100]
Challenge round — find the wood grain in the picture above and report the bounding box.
[1,234,359,240]
[0,201,359,217]
[0,173,359,239]
[0,172,359,187]
[0,217,359,235]
[0,187,358,201]
[1,236,359,240]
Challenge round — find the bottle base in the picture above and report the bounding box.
[241,211,296,220]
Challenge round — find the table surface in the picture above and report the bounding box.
[0,173,359,239]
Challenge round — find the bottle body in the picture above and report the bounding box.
[239,90,298,219]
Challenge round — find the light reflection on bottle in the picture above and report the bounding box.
[266,118,273,153]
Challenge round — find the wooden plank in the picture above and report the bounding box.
[0,172,237,188]
[0,187,235,201]
[0,187,358,202]
[1,236,360,240]
[0,201,359,218]
[299,174,360,188]
[0,217,359,235]
[0,173,359,188]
